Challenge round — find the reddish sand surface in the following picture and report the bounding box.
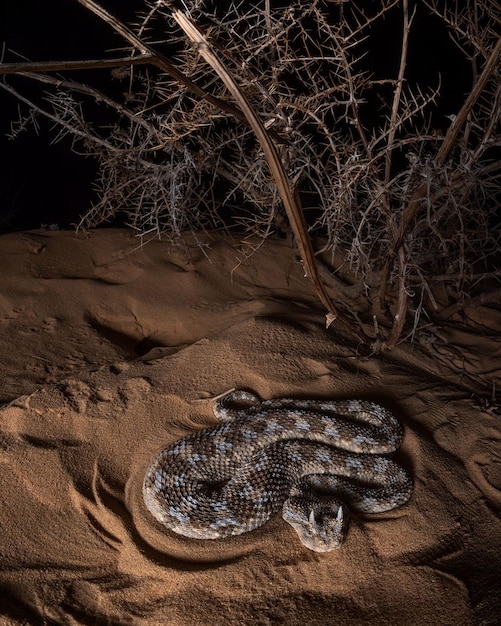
[0,229,500,625]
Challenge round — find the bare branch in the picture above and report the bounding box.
[437,33,501,165]
[0,55,153,75]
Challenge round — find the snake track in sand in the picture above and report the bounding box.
[143,390,413,552]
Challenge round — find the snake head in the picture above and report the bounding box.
[283,496,349,552]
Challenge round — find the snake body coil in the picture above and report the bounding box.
[143,390,412,552]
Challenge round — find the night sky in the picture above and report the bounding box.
[0,0,127,233]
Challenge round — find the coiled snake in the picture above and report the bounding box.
[143,390,412,552]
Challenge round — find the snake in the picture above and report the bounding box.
[143,390,413,552]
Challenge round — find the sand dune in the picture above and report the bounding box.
[0,229,500,625]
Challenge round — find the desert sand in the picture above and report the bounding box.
[0,228,500,625]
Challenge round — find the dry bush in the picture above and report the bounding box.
[1,0,499,345]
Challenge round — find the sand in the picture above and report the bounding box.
[0,228,500,625]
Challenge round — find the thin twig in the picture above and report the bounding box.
[0,81,119,152]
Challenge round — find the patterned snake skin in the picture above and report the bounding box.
[143,390,412,552]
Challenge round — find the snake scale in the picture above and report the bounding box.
[143,390,412,552]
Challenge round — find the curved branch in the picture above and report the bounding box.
[171,8,339,325]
